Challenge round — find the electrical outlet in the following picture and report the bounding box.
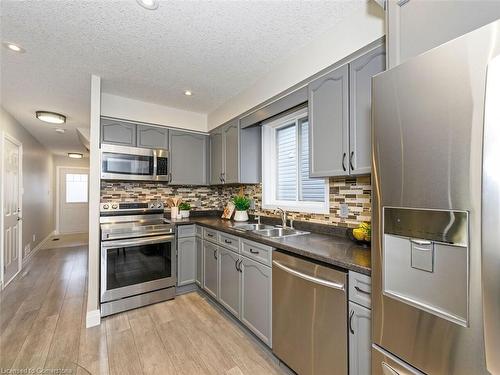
[339,203,349,218]
[32,234,36,242]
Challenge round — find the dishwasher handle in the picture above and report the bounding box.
[272,260,345,291]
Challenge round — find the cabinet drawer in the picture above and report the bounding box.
[218,232,240,252]
[177,224,196,238]
[195,225,203,237]
[241,239,273,266]
[349,271,371,309]
[203,228,218,243]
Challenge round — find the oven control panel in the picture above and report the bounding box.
[100,201,164,212]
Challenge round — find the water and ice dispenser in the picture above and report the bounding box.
[383,208,469,327]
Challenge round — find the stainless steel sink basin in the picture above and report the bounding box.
[251,227,309,238]
[233,223,275,231]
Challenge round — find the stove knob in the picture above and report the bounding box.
[112,204,118,209]
[150,203,155,209]
[103,204,109,210]
[156,202,162,209]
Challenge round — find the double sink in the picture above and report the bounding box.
[232,223,309,238]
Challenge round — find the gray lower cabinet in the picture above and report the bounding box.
[223,120,239,184]
[210,130,224,184]
[308,64,349,177]
[137,125,169,149]
[203,240,218,299]
[169,130,208,185]
[195,236,203,286]
[101,118,136,146]
[240,256,272,347]
[218,247,241,317]
[348,301,371,375]
[177,237,196,286]
[348,45,386,175]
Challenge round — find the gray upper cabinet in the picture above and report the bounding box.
[169,130,208,185]
[240,257,272,347]
[387,0,500,68]
[349,46,386,175]
[203,240,219,299]
[177,237,196,286]
[101,118,136,146]
[218,247,241,317]
[223,120,239,184]
[309,64,349,177]
[210,130,224,185]
[137,125,169,149]
[349,301,371,375]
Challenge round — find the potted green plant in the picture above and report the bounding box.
[232,195,251,222]
[179,202,191,218]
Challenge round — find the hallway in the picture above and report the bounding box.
[0,244,284,375]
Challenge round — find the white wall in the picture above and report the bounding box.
[101,93,208,132]
[0,107,54,258]
[207,1,385,129]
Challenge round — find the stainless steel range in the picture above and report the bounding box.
[100,201,175,317]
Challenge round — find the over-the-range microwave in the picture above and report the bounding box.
[100,144,169,181]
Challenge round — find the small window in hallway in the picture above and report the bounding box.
[66,173,88,203]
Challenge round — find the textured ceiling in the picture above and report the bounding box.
[1,0,366,154]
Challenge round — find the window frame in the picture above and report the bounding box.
[65,173,89,204]
[261,107,329,214]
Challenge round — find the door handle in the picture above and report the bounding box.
[349,151,354,171]
[213,249,217,260]
[342,153,347,172]
[272,260,345,290]
[349,309,355,334]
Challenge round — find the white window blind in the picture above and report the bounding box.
[66,173,88,203]
[262,108,329,214]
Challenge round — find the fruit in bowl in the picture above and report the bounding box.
[353,222,371,242]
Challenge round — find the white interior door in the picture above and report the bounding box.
[58,167,89,234]
[3,135,22,285]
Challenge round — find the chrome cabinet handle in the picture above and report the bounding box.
[249,248,259,254]
[237,259,242,273]
[207,233,214,238]
[221,172,225,183]
[355,286,370,295]
[235,259,239,272]
[349,151,354,171]
[349,310,355,334]
[272,260,345,291]
[342,153,347,172]
[410,239,433,246]
[224,239,232,244]
[213,249,217,260]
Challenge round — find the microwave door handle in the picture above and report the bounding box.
[153,151,158,178]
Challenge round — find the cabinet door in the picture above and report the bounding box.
[349,46,386,175]
[177,237,196,286]
[209,130,224,185]
[195,237,203,286]
[223,120,239,183]
[137,125,169,149]
[349,302,371,375]
[203,241,218,299]
[218,248,241,317]
[101,118,136,146]
[169,130,208,185]
[308,65,349,177]
[240,257,272,347]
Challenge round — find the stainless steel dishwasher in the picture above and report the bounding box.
[272,251,347,375]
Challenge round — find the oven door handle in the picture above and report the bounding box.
[101,234,174,250]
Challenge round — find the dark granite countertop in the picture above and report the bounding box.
[168,215,371,275]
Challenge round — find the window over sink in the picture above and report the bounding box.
[261,107,329,214]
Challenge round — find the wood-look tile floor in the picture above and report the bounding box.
[0,245,285,375]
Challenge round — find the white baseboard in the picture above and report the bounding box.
[22,230,55,266]
[86,309,101,328]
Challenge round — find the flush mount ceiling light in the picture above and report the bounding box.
[55,128,65,134]
[36,111,66,124]
[3,42,25,53]
[184,90,193,96]
[136,0,159,10]
[68,153,83,159]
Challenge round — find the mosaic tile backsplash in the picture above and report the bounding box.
[101,176,371,228]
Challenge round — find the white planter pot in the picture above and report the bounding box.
[234,210,249,222]
[180,210,190,218]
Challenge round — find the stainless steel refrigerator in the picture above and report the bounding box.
[371,19,500,375]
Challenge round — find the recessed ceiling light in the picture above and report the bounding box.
[184,90,193,96]
[3,42,25,53]
[55,128,66,134]
[136,0,159,10]
[68,153,83,159]
[36,111,66,124]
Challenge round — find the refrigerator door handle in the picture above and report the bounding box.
[481,53,500,375]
